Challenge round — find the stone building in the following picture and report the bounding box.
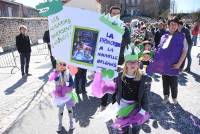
[0,0,39,17]
[100,0,170,18]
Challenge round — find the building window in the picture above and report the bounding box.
[132,0,135,5]
[0,9,2,16]
[135,0,138,5]
[8,7,13,17]
[126,0,129,5]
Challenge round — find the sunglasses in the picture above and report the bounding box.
[59,63,66,66]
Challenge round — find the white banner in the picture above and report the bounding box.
[48,7,124,71]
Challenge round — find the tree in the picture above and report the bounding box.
[170,0,177,15]
[191,9,200,22]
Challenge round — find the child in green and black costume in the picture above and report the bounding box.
[138,41,154,59]
[139,50,152,73]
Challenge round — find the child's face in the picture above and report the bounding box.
[126,61,139,73]
[57,62,66,72]
[143,54,150,61]
[144,44,152,51]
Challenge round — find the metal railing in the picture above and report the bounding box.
[0,48,19,74]
[31,43,49,56]
[0,42,49,74]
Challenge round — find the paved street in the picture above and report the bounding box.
[1,45,200,134]
[0,46,52,133]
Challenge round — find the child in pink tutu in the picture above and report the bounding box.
[49,61,78,132]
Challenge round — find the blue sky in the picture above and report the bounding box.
[15,0,200,13]
[174,0,200,13]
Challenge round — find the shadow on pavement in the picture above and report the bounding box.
[188,71,200,83]
[2,70,52,134]
[178,72,188,86]
[4,77,27,95]
[73,93,100,128]
[152,74,161,82]
[144,92,200,134]
[38,68,53,82]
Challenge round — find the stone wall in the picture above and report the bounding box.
[0,17,48,50]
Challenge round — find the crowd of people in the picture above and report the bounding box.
[15,5,200,134]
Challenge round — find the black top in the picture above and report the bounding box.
[121,76,141,101]
[16,33,31,53]
[118,26,131,65]
[154,29,166,48]
[43,30,50,43]
[115,73,152,111]
[141,60,150,66]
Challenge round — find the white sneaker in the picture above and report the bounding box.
[57,124,62,132]
[162,95,169,104]
[172,98,178,105]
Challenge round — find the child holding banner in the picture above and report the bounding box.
[112,54,151,134]
[49,61,78,132]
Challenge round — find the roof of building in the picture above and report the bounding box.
[0,0,37,10]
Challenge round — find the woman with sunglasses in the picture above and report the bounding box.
[49,61,78,132]
[112,54,151,134]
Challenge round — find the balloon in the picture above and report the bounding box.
[107,69,114,79]
[68,65,78,75]
[101,68,107,78]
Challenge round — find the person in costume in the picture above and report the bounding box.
[139,50,152,73]
[49,61,78,132]
[138,40,154,59]
[112,54,151,134]
[147,17,188,104]
[134,39,143,51]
